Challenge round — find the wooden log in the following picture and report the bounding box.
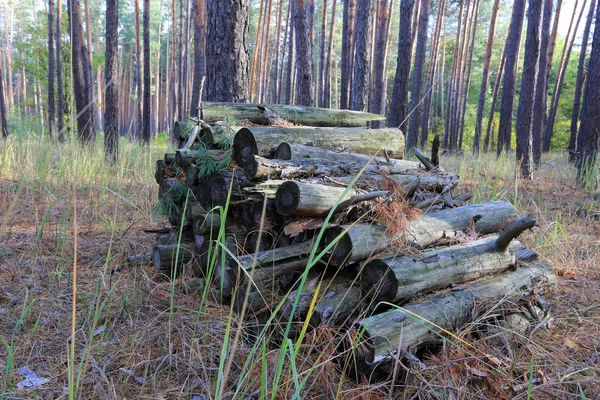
[155,160,166,184]
[321,201,518,267]
[275,181,360,217]
[233,127,405,160]
[244,155,361,181]
[271,142,292,160]
[334,171,460,193]
[285,144,421,171]
[243,180,287,199]
[164,153,176,164]
[154,243,199,277]
[201,101,387,127]
[413,147,436,171]
[348,264,558,375]
[360,237,527,305]
[192,213,223,236]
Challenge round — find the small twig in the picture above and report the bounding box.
[329,190,390,215]
[414,148,437,171]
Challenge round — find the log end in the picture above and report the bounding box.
[208,171,228,207]
[275,181,301,216]
[271,142,292,160]
[321,226,354,268]
[243,157,261,181]
[360,259,398,306]
[232,128,259,166]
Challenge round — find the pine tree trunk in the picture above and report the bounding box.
[259,0,273,103]
[0,63,8,138]
[442,0,464,150]
[483,43,506,152]
[177,0,185,120]
[406,0,430,151]
[450,0,472,150]
[206,0,250,102]
[284,4,296,104]
[350,0,374,111]
[318,0,328,107]
[272,0,284,103]
[370,0,389,123]
[531,0,553,165]
[496,0,526,156]
[575,0,600,188]
[104,0,119,161]
[387,0,414,131]
[56,0,65,141]
[135,0,142,137]
[293,0,315,106]
[190,0,207,117]
[142,0,151,143]
[250,0,265,102]
[543,0,587,152]
[340,0,356,109]
[458,0,480,149]
[568,0,596,161]
[47,0,56,137]
[516,0,542,178]
[322,0,337,108]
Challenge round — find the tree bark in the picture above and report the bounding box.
[47,0,56,138]
[575,0,600,188]
[104,0,119,160]
[275,181,360,216]
[531,0,553,165]
[483,43,506,152]
[568,0,596,161]
[322,0,337,108]
[350,0,374,111]
[340,0,356,109]
[347,264,557,375]
[293,0,315,106]
[0,63,7,138]
[190,0,207,117]
[135,0,143,137]
[496,0,526,155]
[516,0,542,178]
[56,0,65,141]
[142,0,151,143]
[206,0,250,102]
[472,0,501,154]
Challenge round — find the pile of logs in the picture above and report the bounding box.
[149,103,557,380]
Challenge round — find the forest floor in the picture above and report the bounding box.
[0,136,599,399]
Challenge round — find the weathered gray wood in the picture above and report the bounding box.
[361,236,527,305]
[154,243,199,277]
[334,171,460,193]
[275,181,360,217]
[234,126,405,159]
[192,212,223,236]
[201,101,387,127]
[349,264,558,374]
[244,155,363,181]
[321,201,518,267]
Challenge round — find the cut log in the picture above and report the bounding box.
[154,243,200,277]
[275,181,361,217]
[175,148,226,168]
[244,156,362,181]
[192,212,223,236]
[201,102,387,127]
[360,236,528,305]
[321,201,518,267]
[285,144,421,171]
[347,264,558,375]
[271,142,292,160]
[334,171,460,193]
[164,152,176,164]
[233,127,405,160]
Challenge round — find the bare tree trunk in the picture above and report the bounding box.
[473,0,500,154]
[142,0,151,143]
[135,0,142,137]
[171,0,178,128]
[406,0,430,151]
[259,0,273,103]
[0,63,8,137]
[496,0,526,156]
[483,43,506,152]
[532,0,553,165]
[284,3,295,104]
[177,0,185,120]
[153,0,164,135]
[104,0,119,160]
[278,1,292,103]
[293,0,315,106]
[543,0,587,152]
[47,0,56,138]
[575,0,600,188]
[442,0,464,149]
[340,0,356,109]
[56,0,65,141]
[568,0,596,161]
[249,0,265,102]
[388,0,414,131]
[370,0,390,124]
[206,0,250,102]
[458,0,480,149]
[516,0,542,178]
[272,0,284,103]
[318,0,328,107]
[190,0,206,117]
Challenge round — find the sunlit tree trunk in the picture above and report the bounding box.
[47,0,56,137]
[56,0,65,141]
[322,0,337,108]
[293,0,314,106]
[104,0,119,160]
[340,0,356,109]
[0,63,8,138]
[190,0,206,117]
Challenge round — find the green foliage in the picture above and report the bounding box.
[194,147,232,177]
[153,180,188,219]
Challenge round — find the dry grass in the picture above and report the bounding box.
[0,134,599,399]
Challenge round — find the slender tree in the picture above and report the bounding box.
[516,0,542,178]
[293,0,314,106]
[142,0,151,143]
[190,0,207,117]
[568,0,596,160]
[442,0,464,149]
[458,0,480,149]
[340,0,356,109]
[318,0,328,106]
[56,0,65,141]
[350,0,373,111]
[134,0,142,136]
[406,0,430,150]
[206,0,250,101]
[543,0,587,151]
[284,4,296,104]
[322,0,337,108]
[473,0,500,154]
[496,0,526,155]
[388,0,414,131]
[0,62,7,138]
[104,0,119,160]
[47,0,56,137]
[370,0,390,120]
[575,0,600,187]
[531,0,552,165]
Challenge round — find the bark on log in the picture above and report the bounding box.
[334,171,459,192]
[348,264,558,375]
[201,101,387,127]
[192,212,223,236]
[284,144,421,171]
[275,181,361,217]
[154,243,200,277]
[233,127,405,160]
[244,155,362,181]
[321,201,518,267]
[361,237,527,305]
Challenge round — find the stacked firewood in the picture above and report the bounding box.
[150,103,557,379]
